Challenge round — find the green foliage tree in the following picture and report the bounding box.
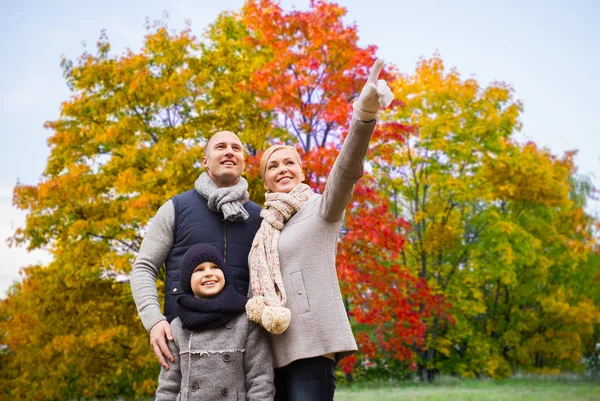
[374,55,600,380]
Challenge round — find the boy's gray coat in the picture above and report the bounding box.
[155,314,274,401]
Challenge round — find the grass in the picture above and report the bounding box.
[131,376,600,401]
[334,377,600,401]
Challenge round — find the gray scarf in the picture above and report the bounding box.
[195,172,250,221]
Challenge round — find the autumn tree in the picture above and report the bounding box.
[3,20,279,400]
[376,55,600,380]
[9,0,596,392]
[0,259,156,399]
[3,1,423,394]
[236,0,440,376]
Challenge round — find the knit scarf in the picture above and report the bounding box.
[246,183,315,334]
[176,285,248,331]
[195,172,250,221]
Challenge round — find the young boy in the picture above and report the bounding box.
[155,244,275,400]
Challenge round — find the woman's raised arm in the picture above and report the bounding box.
[319,59,394,222]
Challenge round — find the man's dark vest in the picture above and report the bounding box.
[164,189,262,323]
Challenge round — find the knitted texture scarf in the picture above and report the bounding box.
[246,183,315,334]
[176,291,248,331]
[195,172,250,221]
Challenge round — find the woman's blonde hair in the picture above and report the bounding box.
[259,145,303,179]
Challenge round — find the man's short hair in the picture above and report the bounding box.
[203,131,249,158]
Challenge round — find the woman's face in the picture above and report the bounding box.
[264,148,305,194]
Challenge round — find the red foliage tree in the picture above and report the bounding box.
[239,0,447,374]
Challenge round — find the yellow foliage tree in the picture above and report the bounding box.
[2,20,279,400]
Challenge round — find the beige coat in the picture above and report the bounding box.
[266,118,376,368]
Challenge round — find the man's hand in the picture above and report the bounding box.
[353,59,394,121]
[150,320,175,369]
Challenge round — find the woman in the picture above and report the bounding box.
[246,59,394,401]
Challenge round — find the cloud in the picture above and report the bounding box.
[0,186,52,298]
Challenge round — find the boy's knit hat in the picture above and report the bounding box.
[180,244,225,295]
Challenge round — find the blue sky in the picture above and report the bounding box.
[1,0,599,295]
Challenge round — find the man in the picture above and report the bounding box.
[130,131,262,369]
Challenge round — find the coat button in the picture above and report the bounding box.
[190,383,199,392]
[221,388,229,396]
[225,323,233,329]
[222,353,231,362]
[298,291,302,295]
[192,353,200,361]
[172,288,178,293]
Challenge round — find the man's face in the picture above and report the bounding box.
[202,131,245,188]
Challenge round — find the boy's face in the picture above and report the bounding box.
[190,261,225,299]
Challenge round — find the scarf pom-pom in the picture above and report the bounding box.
[246,296,267,324]
[262,306,291,335]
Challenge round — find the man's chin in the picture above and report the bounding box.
[212,170,243,184]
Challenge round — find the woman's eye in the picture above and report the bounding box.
[287,161,294,165]
[268,165,276,170]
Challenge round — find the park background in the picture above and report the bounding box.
[1,0,599,400]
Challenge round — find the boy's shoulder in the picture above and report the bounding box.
[170,317,183,331]
[169,317,185,343]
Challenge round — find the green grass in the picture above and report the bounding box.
[334,378,600,401]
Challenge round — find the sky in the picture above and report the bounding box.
[1,0,599,296]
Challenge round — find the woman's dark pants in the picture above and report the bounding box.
[274,356,337,401]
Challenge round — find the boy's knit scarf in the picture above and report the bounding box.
[246,183,315,334]
[176,285,248,331]
[195,172,250,221]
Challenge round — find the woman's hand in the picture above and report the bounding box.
[353,59,394,121]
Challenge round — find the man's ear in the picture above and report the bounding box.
[202,156,208,168]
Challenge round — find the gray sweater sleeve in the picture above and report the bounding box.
[244,323,275,400]
[319,118,377,222]
[130,200,175,331]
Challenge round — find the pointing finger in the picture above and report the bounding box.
[368,59,384,84]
